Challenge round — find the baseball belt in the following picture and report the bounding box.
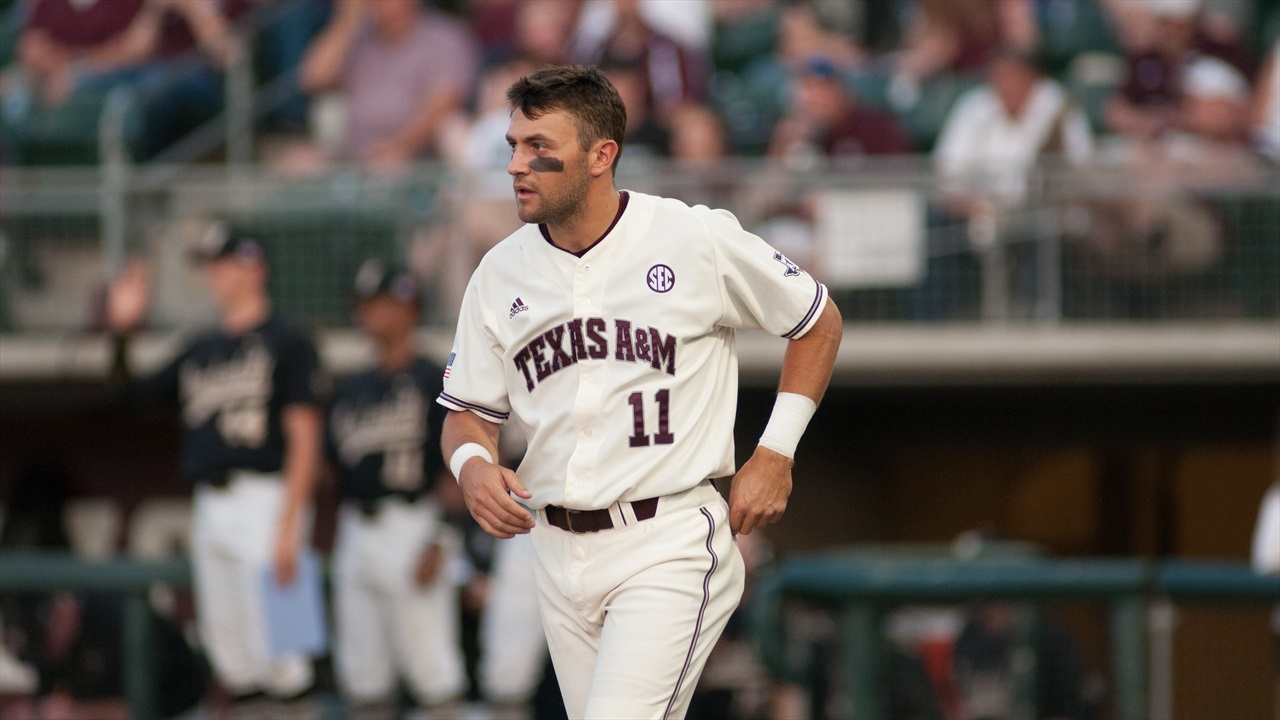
[544,497,660,534]
[352,492,425,519]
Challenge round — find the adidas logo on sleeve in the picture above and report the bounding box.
[509,297,529,319]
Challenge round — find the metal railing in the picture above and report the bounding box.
[751,550,1280,720]
[0,550,190,720]
[2,549,1274,719]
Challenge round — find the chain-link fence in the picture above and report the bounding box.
[2,159,1277,334]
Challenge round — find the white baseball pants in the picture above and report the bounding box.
[531,480,745,719]
[333,496,467,706]
[191,472,313,697]
[480,531,548,703]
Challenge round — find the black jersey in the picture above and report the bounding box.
[325,357,447,503]
[129,315,326,482]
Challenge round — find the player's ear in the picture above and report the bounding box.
[589,139,619,179]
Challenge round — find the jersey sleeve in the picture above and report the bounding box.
[277,329,327,408]
[437,272,510,423]
[704,207,828,339]
[421,361,448,481]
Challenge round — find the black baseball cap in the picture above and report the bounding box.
[354,258,422,304]
[190,223,266,263]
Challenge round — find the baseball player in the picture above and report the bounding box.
[325,260,467,719]
[439,66,843,719]
[106,226,326,719]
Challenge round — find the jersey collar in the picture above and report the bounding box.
[538,191,630,258]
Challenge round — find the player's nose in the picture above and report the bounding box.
[508,148,528,176]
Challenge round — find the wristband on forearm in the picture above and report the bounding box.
[757,392,817,459]
[449,442,493,480]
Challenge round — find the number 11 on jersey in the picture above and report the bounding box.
[627,388,674,447]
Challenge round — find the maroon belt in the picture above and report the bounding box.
[544,497,660,533]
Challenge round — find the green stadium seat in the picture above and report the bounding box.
[902,72,984,153]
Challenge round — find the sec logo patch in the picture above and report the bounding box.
[647,264,675,293]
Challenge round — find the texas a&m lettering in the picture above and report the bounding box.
[512,317,676,392]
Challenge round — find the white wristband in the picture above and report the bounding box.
[449,442,493,480]
[757,392,817,459]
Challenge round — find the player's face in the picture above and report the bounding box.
[203,258,264,310]
[506,109,593,226]
[357,295,417,343]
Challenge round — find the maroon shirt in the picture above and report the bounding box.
[824,107,914,156]
[27,0,144,48]
[156,0,254,58]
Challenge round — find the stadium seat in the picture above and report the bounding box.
[902,72,984,154]
[0,0,24,69]
[1036,0,1122,77]
[710,61,789,155]
[63,497,123,559]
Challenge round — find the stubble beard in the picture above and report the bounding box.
[517,162,592,226]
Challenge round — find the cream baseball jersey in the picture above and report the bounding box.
[438,191,828,510]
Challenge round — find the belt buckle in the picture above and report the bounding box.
[565,509,582,533]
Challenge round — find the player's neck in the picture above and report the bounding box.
[545,185,620,254]
[220,295,270,336]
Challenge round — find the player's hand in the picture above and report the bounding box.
[728,446,793,536]
[458,458,534,539]
[106,260,151,334]
[414,543,443,587]
[273,528,299,586]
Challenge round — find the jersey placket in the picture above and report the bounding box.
[563,252,608,509]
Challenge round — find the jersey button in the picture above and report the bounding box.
[583,428,593,437]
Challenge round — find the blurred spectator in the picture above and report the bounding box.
[1250,41,1279,163]
[1103,0,1252,147]
[572,0,710,58]
[152,0,247,65]
[0,460,207,720]
[468,0,580,69]
[17,0,153,109]
[508,0,580,67]
[298,0,478,170]
[769,54,913,166]
[570,0,710,119]
[952,602,1092,720]
[927,48,1092,320]
[934,48,1092,209]
[467,0,520,67]
[775,1,865,68]
[256,0,334,132]
[599,58,671,160]
[10,0,244,160]
[668,101,730,167]
[894,0,1038,88]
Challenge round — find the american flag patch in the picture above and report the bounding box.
[443,352,455,380]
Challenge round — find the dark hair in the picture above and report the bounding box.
[507,65,628,173]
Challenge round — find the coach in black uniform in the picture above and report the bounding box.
[325,260,467,720]
[106,225,326,719]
